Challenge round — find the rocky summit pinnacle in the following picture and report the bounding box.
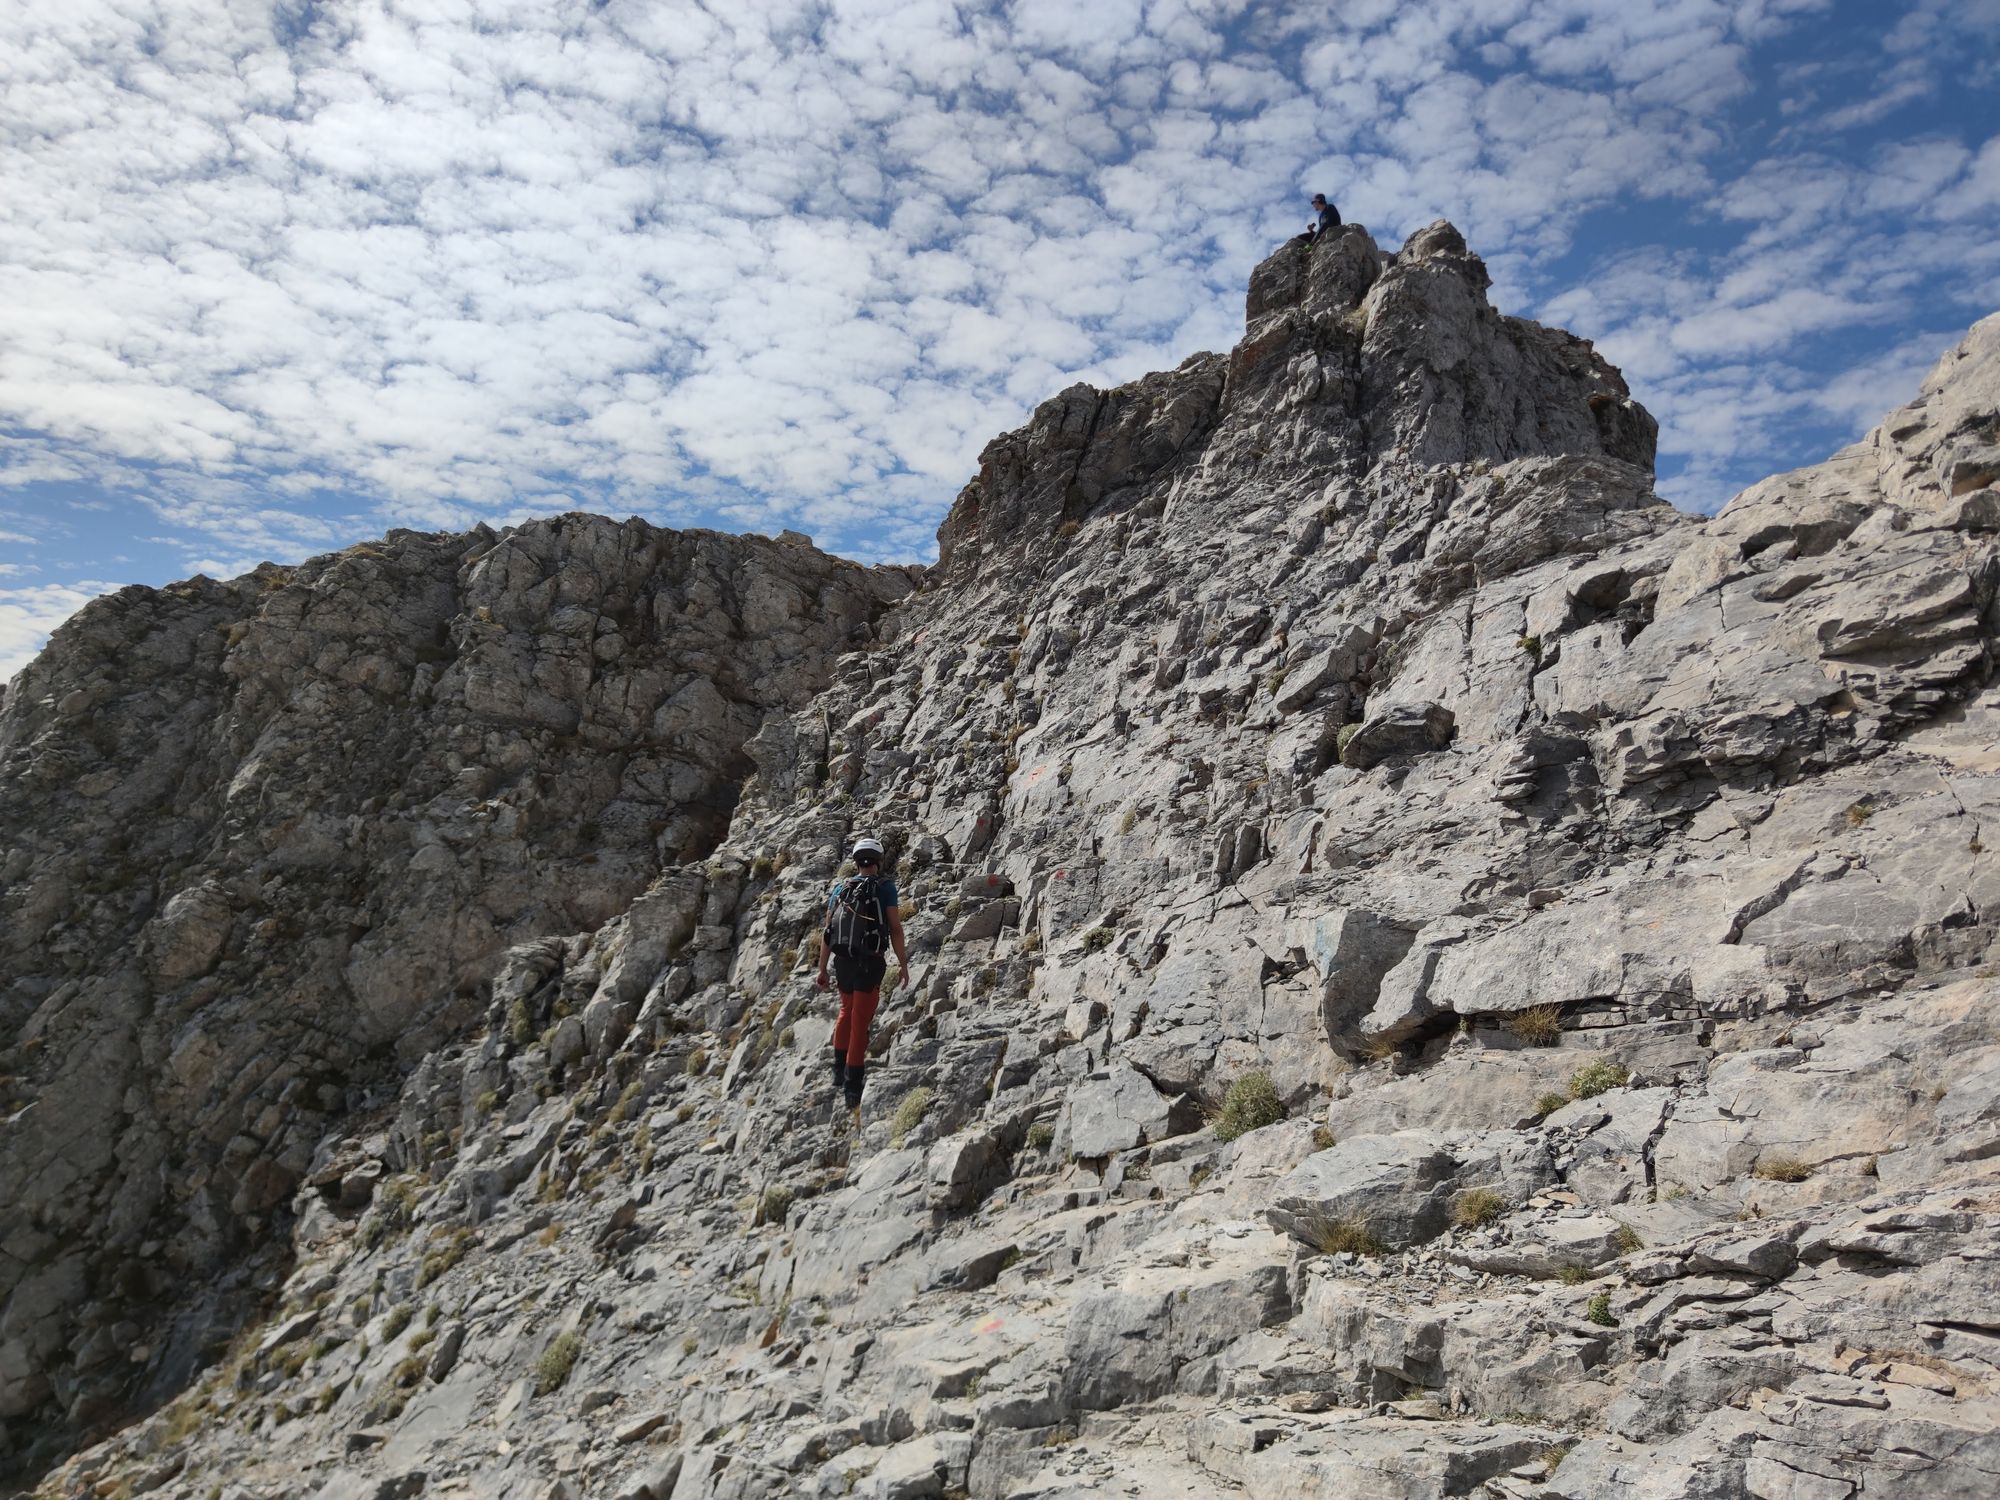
[4,226,1999,1500]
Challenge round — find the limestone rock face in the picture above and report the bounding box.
[8,235,2000,1500]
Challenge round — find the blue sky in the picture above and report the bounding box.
[3,0,1998,676]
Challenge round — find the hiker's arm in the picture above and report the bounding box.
[887,908,909,973]
[815,921,831,990]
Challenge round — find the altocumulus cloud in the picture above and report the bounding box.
[1,0,1997,628]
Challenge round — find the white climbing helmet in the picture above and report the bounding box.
[852,836,884,861]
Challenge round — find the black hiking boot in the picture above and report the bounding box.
[843,1062,866,1114]
[830,1050,848,1095]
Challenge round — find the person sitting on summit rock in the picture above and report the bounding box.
[816,835,909,1121]
[1300,191,1341,244]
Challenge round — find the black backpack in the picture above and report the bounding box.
[826,875,888,956]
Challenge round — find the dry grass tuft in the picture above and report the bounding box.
[1754,1153,1814,1182]
[1504,1004,1564,1047]
[1453,1188,1507,1229]
[1302,1215,1382,1257]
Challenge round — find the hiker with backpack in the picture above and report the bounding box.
[816,835,909,1119]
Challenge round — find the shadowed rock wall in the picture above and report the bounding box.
[0,517,910,1460]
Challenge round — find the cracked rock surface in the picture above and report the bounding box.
[7,226,2000,1500]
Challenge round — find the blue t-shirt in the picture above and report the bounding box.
[826,874,898,918]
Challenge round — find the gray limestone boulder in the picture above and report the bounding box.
[1061,1061,1197,1159]
[1339,702,1455,769]
[1266,1130,1554,1250]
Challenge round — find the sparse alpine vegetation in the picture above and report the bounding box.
[1504,1004,1564,1046]
[1213,1072,1286,1142]
[1453,1188,1507,1229]
[1567,1059,1629,1100]
[890,1087,934,1147]
[533,1330,584,1396]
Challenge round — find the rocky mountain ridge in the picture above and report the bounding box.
[5,220,1999,1500]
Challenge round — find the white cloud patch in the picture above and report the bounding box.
[0,0,1992,583]
[0,582,105,681]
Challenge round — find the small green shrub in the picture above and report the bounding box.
[1518,634,1542,661]
[758,1185,794,1227]
[1585,1293,1617,1327]
[1557,1264,1590,1285]
[1303,1215,1381,1256]
[415,1227,473,1289]
[474,1089,499,1115]
[1118,808,1138,834]
[890,1087,934,1147]
[1612,1225,1643,1254]
[681,1337,698,1357]
[1535,1092,1570,1117]
[1568,1059,1629,1100]
[1081,927,1115,951]
[1505,1004,1563,1047]
[1540,1442,1573,1472]
[534,1330,584,1396]
[380,1304,412,1340]
[1311,1126,1335,1151]
[1754,1153,1813,1182]
[1025,1122,1055,1151]
[1336,722,1361,755]
[685,1049,709,1077]
[1844,801,1873,827]
[1213,1072,1286,1142]
[1453,1188,1507,1229]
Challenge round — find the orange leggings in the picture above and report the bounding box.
[832,985,880,1067]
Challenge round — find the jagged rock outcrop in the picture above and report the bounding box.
[935,221,1654,585]
[8,228,2000,1500]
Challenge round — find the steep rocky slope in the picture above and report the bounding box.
[8,221,2000,1500]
